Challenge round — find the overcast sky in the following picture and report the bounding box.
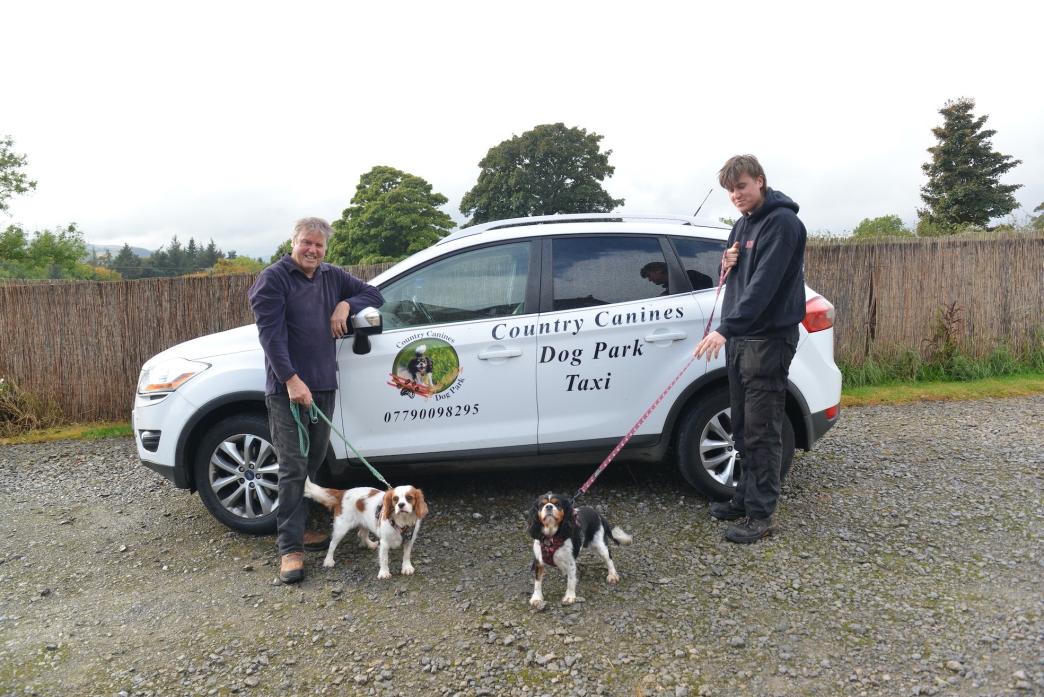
[5,1,1041,259]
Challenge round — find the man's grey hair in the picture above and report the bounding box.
[293,217,333,243]
[718,154,767,192]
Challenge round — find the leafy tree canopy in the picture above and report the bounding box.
[852,214,913,238]
[1033,202,1044,231]
[0,136,37,214]
[0,223,110,280]
[459,123,624,226]
[328,165,454,265]
[187,256,266,276]
[270,238,292,263]
[919,98,1022,230]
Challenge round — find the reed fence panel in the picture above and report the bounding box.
[1,240,1040,424]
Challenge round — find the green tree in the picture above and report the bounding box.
[459,123,624,226]
[200,239,223,269]
[111,244,144,278]
[0,136,37,214]
[328,165,455,265]
[852,214,913,238]
[27,224,87,277]
[270,238,292,263]
[0,225,28,261]
[1033,202,1044,231]
[0,224,105,279]
[919,98,1022,230]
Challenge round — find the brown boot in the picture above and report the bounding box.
[279,552,305,584]
[303,530,330,552]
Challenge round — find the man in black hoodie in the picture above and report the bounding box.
[694,155,807,543]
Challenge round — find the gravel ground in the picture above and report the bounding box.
[1,396,1042,697]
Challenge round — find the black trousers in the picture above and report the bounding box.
[266,391,336,556]
[726,331,797,519]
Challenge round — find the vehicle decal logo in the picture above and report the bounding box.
[387,338,463,399]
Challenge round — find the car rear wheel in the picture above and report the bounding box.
[676,388,794,501]
[194,414,280,534]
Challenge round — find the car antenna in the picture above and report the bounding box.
[692,188,713,217]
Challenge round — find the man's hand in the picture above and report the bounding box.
[722,242,740,272]
[694,331,726,360]
[330,300,351,339]
[286,375,313,407]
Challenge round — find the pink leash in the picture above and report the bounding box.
[574,254,731,498]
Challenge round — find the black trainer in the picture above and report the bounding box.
[725,516,778,544]
[709,499,745,521]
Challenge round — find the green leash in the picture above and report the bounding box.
[289,401,392,490]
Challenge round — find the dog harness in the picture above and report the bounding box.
[535,510,581,568]
[376,506,414,541]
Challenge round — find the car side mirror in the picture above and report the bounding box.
[350,307,383,355]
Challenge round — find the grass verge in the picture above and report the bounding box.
[840,371,1044,407]
[0,421,133,445]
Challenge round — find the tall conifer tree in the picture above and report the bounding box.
[919,98,1021,230]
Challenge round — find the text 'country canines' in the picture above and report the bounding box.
[491,305,685,340]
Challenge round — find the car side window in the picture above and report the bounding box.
[379,242,531,330]
[551,236,667,310]
[671,237,727,291]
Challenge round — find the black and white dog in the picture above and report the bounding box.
[528,492,632,609]
[407,345,435,387]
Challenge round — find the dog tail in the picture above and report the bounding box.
[304,477,339,510]
[609,525,633,546]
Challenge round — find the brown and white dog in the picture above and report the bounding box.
[305,480,428,579]
[528,492,632,609]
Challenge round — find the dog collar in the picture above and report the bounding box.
[377,506,414,540]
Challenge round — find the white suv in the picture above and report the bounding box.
[133,214,841,533]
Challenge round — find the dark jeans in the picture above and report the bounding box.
[726,330,797,519]
[266,391,336,556]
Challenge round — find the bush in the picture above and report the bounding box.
[0,378,62,437]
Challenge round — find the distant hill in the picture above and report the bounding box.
[86,243,153,258]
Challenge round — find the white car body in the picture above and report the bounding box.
[133,214,841,533]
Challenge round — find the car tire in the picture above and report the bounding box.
[194,414,280,535]
[676,388,794,501]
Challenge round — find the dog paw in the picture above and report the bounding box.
[529,597,547,611]
[401,563,415,576]
[377,569,392,580]
[607,571,620,584]
[322,559,336,569]
[561,593,576,605]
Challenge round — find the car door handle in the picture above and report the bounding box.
[644,330,687,343]
[477,347,523,360]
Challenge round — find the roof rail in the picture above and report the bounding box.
[437,213,725,245]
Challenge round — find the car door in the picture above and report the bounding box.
[334,240,539,459]
[535,234,710,448]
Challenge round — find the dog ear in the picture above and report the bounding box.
[528,499,544,539]
[411,488,428,520]
[381,489,396,520]
[559,496,575,530]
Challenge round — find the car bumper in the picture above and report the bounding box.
[132,390,198,489]
[808,404,840,448]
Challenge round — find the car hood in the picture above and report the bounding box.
[143,324,261,367]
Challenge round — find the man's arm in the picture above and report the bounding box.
[329,270,385,337]
[715,214,801,338]
[248,270,297,386]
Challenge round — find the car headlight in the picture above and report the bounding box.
[137,358,210,395]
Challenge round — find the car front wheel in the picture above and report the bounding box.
[194,414,280,534]
[676,388,794,501]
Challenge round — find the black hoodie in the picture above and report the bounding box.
[714,188,806,340]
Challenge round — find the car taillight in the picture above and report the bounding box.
[824,404,839,420]
[803,295,834,333]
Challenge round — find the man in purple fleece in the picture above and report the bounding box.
[248,217,384,583]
